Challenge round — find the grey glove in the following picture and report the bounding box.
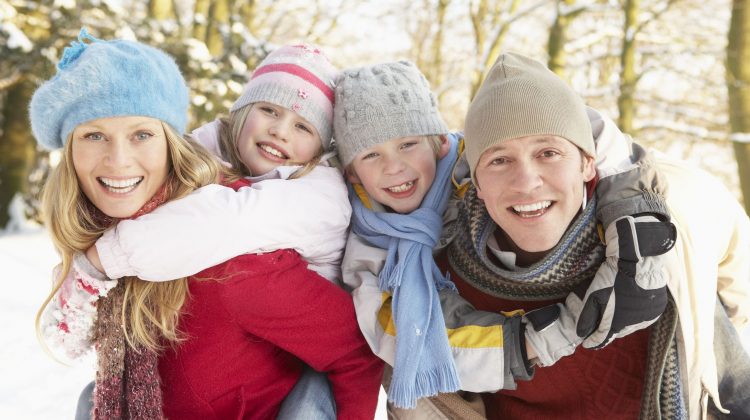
[523,300,582,367]
[575,214,676,349]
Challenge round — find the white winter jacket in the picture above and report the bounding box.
[95,119,351,284]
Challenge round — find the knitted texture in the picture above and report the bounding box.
[463,52,593,183]
[640,298,688,420]
[334,61,449,167]
[447,192,686,419]
[447,185,604,300]
[29,28,189,150]
[231,44,338,151]
[349,134,461,408]
[91,186,171,420]
[92,283,164,420]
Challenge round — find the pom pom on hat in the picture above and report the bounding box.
[231,44,339,152]
[464,52,593,184]
[29,28,189,150]
[333,61,449,167]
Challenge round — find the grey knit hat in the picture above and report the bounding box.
[464,52,594,184]
[334,61,449,167]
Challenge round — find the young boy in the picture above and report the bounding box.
[333,60,677,415]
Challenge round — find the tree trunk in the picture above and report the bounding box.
[149,0,175,20]
[0,80,36,228]
[193,0,210,42]
[469,0,521,99]
[617,0,639,135]
[548,0,576,78]
[206,0,230,56]
[431,0,449,100]
[728,0,750,212]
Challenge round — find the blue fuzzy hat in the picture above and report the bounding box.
[29,28,189,150]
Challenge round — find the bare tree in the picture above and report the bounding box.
[547,0,588,78]
[468,0,551,98]
[728,0,750,211]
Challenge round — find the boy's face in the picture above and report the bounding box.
[475,135,596,253]
[237,102,322,176]
[348,136,449,214]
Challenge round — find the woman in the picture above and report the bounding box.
[31,29,382,419]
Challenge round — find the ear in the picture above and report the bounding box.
[582,155,596,182]
[437,135,451,159]
[346,168,361,184]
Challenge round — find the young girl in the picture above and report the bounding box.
[82,43,351,285]
[33,29,382,419]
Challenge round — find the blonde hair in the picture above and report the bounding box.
[216,104,324,181]
[36,123,223,352]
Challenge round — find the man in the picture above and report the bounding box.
[441,52,750,419]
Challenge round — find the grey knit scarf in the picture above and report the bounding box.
[447,185,686,419]
[447,185,604,301]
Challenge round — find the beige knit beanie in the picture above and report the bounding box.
[464,52,594,184]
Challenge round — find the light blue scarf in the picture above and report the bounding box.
[350,133,461,408]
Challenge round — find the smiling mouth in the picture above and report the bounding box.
[386,180,415,193]
[510,200,552,218]
[258,144,288,160]
[98,177,143,194]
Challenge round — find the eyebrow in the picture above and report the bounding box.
[483,136,561,153]
[78,121,161,131]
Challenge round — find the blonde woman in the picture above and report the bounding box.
[32,29,382,420]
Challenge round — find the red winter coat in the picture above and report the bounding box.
[159,249,383,419]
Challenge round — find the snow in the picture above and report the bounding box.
[0,228,96,419]
[0,226,387,419]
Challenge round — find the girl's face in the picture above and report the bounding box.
[72,116,170,218]
[236,102,322,176]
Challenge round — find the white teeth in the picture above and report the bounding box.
[512,200,551,213]
[99,177,142,188]
[259,144,285,158]
[387,181,414,193]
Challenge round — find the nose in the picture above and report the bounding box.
[104,138,133,168]
[508,161,543,193]
[381,153,406,175]
[268,116,291,142]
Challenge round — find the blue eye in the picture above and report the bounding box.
[84,132,104,141]
[400,142,417,150]
[362,152,379,160]
[135,131,153,141]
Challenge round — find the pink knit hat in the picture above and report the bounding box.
[231,44,338,151]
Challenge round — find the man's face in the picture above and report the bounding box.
[475,135,596,253]
[348,136,449,214]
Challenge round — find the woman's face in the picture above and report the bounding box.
[71,116,170,218]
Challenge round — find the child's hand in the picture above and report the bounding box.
[575,215,676,349]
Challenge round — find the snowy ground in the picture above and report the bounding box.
[0,226,387,419]
[0,227,96,419]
